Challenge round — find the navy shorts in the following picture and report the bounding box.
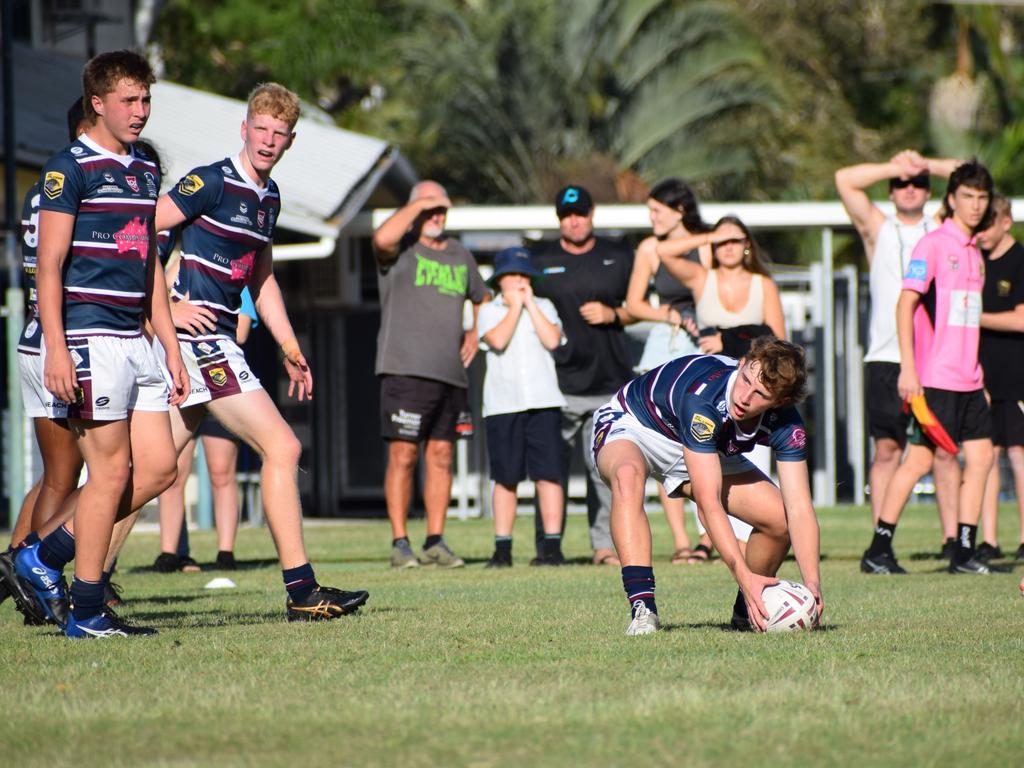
[380,375,471,442]
[485,408,565,486]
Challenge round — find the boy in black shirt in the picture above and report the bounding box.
[978,194,1024,561]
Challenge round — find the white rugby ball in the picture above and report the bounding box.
[761,580,818,632]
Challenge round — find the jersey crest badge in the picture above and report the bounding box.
[43,171,65,200]
[690,413,716,442]
[257,210,266,228]
[178,174,205,196]
[125,175,139,193]
[209,367,228,387]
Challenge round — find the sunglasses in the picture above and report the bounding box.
[891,177,930,190]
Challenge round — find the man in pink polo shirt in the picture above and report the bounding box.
[861,161,995,575]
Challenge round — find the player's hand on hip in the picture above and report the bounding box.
[170,292,217,336]
[897,367,922,401]
[579,301,614,325]
[165,351,191,406]
[460,330,479,368]
[739,570,779,632]
[44,346,79,405]
[283,350,313,401]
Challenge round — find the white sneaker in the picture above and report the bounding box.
[625,600,661,636]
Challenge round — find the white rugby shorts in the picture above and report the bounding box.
[19,347,68,419]
[592,397,756,541]
[154,334,262,409]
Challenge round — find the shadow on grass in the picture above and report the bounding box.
[125,558,280,575]
[128,609,277,627]
[663,621,839,633]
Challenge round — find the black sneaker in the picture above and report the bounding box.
[0,548,47,625]
[1015,544,1024,561]
[484,552,512,569]
[976,542,1003,562]
[860,550,908,574]
[104,581,124,608]
[949,557,991,575]
[215,551,237,571]
[940,537,956,561]
[152,553,181,573]
[286,585,369,621]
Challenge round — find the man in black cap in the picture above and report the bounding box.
[531,185,635,565]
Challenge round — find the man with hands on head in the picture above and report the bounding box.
[372,180,488,569]
[836,150,962,556]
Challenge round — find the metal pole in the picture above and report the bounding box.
[5,286,24,529]
[821,228,837,507]
[840,265,865,505]
[195,440,213,530]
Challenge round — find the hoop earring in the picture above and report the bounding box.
[743,248,751,257]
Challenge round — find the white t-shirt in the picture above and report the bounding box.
[477,295,567,417]
[864,215,934,363]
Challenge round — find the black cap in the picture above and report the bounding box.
[555,185,593,217]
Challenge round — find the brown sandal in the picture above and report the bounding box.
[683,544,711,564]
[671,547,694,565]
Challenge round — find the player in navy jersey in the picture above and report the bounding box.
[8,51,189,638]
[152,83,368,621]
[593,337,823,635]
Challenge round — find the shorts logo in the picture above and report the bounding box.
[209,367,228,387]
[95,396,110,408]
[69,350,84,367]
[905,259,927,281]
[392,408,423,438]
[125,175,139,193]
[43,171,65,200]
[690,413,716,442]
[178,174,205,196]
[239,371,250,381]
[197,342,214,353]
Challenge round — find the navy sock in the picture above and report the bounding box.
[282,563,318,602]
[70,577,105,621]
[733,589,747,619]
[494,536,512,559]
[23,531,41,547]
[955,524,977,564]
[621,565,657,616]
[38,525,76,571]
[542,534,562,559]
[102,569,113,587]
[867,521,896,557]
[424,534,442,550]
[392,536,410,548]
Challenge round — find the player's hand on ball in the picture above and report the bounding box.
[740,570,779,632]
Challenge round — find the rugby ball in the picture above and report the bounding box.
[761,580,818,632]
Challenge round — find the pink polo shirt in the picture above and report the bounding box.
[902,218,984,392]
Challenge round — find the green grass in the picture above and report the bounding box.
[2,504,1023,768]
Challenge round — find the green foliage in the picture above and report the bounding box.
[3,509,1023,767]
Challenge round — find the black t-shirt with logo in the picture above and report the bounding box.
[980,241,1024,400]
[531,237,634,396]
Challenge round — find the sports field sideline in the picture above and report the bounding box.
[3,503,1021,768]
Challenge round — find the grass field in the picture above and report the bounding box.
[2,503,1022,768]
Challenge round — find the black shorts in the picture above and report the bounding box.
[866,362,909,445]
[989,399,1024,447]
[908,387,991,448]
[485,408,565,486]
[380,375,471,442]
[196,413,236,441]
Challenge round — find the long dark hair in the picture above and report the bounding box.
[710,216,771,276]
[649,177,711,234]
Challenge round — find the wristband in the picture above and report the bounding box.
[281,338,301,362]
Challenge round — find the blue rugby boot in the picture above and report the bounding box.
[65,609,157,639]
[0,547,47,625]
[14,543,70,628]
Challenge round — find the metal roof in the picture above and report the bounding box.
[3,44,400,239]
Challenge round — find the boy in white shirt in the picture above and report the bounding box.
[478,248,567,566]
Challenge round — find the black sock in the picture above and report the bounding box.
[955,524,977,564]
[621,565,657,617]
[494,537,512,559]
[733,589,747,619]
[867,521,897,557]
[542,534,562,559]
[70,577,105,622]
[22,531,41,547]
[392,537,410,548]
[101,569,113,587]
[38,524,76,571]
[282,563,318,602]
[424,534,442,550]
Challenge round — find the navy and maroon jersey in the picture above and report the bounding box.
[157,228,177,266]
[17,182,41,352]
[167,156,280,340]
[619,354,807,461]
[37,134,161,335]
